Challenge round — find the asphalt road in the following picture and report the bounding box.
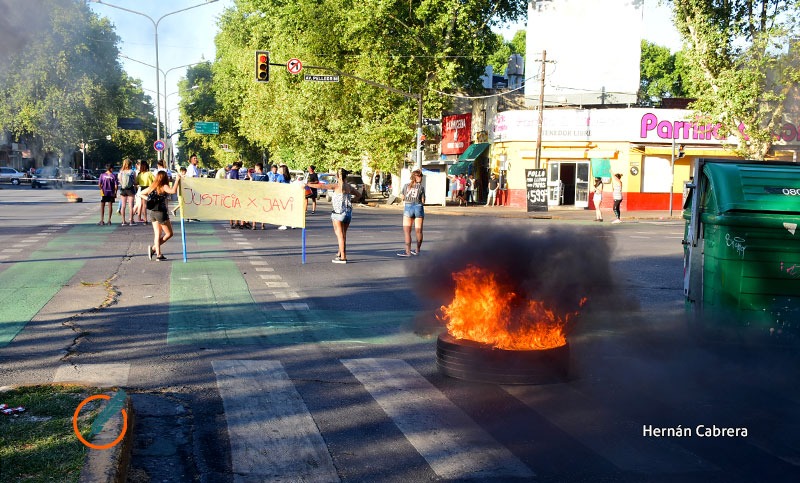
[0,183,798,483]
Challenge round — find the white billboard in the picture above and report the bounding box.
[525,0,642,106]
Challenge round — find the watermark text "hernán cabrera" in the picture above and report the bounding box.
[643,425,748,438]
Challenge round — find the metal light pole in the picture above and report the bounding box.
[91,0,218,161]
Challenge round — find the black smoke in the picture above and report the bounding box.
[413,224,619,333]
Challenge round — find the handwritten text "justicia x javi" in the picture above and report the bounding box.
[184,189,296,212]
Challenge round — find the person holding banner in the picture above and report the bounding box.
[306,168,360,264]
[137,171,182,261]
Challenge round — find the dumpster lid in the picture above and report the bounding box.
[703,162,800,214]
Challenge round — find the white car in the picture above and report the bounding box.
[0,167,26,185]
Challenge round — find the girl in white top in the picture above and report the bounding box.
[593,177,604,222]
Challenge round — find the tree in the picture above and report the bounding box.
[666,0,800,158]
[639,40,689,106]
[211,0,528,174]
[0,1,113,162]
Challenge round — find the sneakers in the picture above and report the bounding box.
[611,219,622,224]
[147,245,154,260]
[156,255,167,261]
[332,257,347,264]
[397,252,411,257]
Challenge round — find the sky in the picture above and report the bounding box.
[90,0,682,140]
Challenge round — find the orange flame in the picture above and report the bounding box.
[438,265,585,350]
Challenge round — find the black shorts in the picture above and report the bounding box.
[101,195,116,203]
[120,188,136,197]
[305,188,318,199]
[150,210,169,224]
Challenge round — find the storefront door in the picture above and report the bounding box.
[575,161,590,208]
[548,162,562,206]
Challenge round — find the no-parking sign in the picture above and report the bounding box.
[153,140,165,151]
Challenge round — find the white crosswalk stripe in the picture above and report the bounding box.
[212,360,340,483]
[342,358,535,479]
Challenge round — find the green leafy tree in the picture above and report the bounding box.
[666,0,800,158]
[0,0,134,165]
[489,30,526,78]
[212,0,527,174]
[639,40,689,106]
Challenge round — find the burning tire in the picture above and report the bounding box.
[436,332,569,385]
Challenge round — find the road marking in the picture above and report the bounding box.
[212,360,340,483]
[342,358,534,479]
[281,303,309,310]
[1,249,23,253]
[54,363,130,387]
[259,274,282,280]
[504,385,716,473]
[265,281,290,288]
[271,291,301,299]
[254,267,275,272]
[250,260,269,265]
[629,236,650,239]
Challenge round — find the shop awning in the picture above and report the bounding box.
[458,142,491,161]
[448,160,473,175]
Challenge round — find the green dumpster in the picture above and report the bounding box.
[683,159,800,336]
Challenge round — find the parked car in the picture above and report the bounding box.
[326,174,368,203]
[0,167,26,185]
[31,167,63,189]
[317,173,336,200]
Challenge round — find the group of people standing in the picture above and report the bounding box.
[97,157,181,261]
[592,173,624,223]
[448,173,477,206]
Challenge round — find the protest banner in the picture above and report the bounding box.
[179,178,306,228]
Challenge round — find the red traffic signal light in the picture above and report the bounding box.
[255,50,269,82]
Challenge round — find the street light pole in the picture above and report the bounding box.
[91,0,218,161]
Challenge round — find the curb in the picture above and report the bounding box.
[79,392,134,483]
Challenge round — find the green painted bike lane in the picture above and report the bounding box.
[0,223,111,347]
[167,250,424,346]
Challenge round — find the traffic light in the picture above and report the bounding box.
[255,50,269,82]
[419,134,426,150]
[678,144,686,158]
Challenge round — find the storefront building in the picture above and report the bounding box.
[491,108,799,211]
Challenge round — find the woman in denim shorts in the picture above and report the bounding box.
[398,169,426,257]
[307,168,360,264]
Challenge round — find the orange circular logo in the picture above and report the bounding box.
[73,394,128,450]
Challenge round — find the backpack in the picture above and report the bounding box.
[146,191,163,210]
[119,170,134,189]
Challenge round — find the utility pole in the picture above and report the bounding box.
[534,50,547,170]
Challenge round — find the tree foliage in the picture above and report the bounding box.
[666,0,800,158]
[0,0,154,166]
[209,0,527,174]
[489,30,526,78]
[638,40,689,105]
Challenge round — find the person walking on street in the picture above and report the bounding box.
[97,164,118,226]
[277,165,292,230]
[593,177,604,222]
[138,171,182,261]
[611,173,623,223]
[306,168,359,264]
[186,154,200,178]
[486,173,499,206]
[397,169,426,257]
[306,165,319,214]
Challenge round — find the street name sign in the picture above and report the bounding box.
[304,75,340,82]
[195,122,220,135]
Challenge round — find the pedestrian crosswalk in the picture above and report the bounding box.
[48,355,800,482]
